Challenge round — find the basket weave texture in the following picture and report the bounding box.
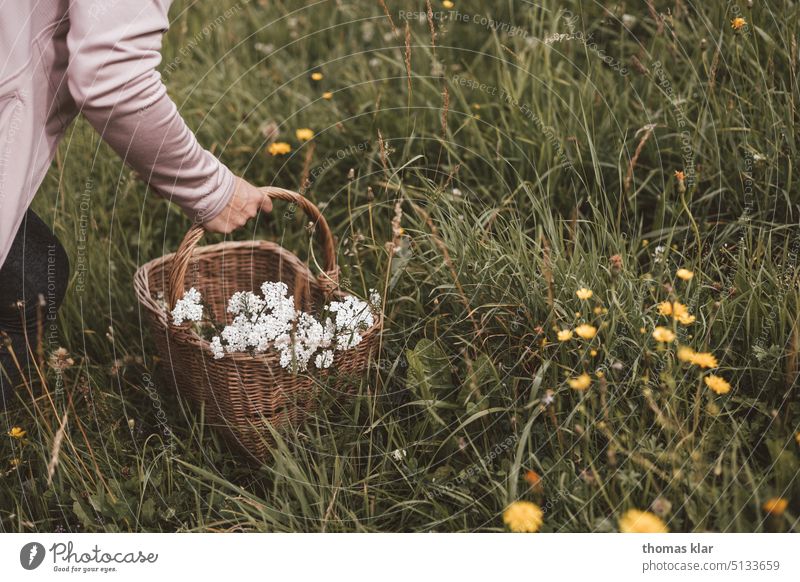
[133,187,381,462]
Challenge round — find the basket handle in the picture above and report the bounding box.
[167,186,339,309]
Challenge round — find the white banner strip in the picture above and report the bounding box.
[2,533,798,581]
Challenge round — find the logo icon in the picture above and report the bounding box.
[20,542,46,570]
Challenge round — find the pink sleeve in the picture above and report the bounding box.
[66,0,235,223]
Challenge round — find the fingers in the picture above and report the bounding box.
[201,179,272,234]
[260,191,273,214]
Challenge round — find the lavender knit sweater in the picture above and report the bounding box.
[0,1,236,268]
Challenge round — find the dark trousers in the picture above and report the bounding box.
[0,209,70,407]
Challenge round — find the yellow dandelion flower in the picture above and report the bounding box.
[595,370,604,378]
[657,301,673,316]
[321,91,333,100]
[796,432,800,446]
[762,497,788,516]
[10,458,21,468]
[575,324,597,340]
[503,501,543,533]
[705,374,731,395]
[691,352,718,369]
[593,306,603,315]
[678,347,718,368]
[7,426,26,439]
[295,128,314,141]
[619,509,668,533]
[590,349,598,357]
[676,268,694,281]
[652,327,675,343]
[310,72,324,81]
[443,0,455,8]
[672,302,688,317]
[677,312,695,325]
[639,327,647,334]
[568,373,592,391]
[576,288,593,300]
[731,17,746,30]
[557,329,573,342]
[267,142,292,156]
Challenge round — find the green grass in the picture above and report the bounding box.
[2,0,798,532]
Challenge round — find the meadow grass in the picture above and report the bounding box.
[1,0,798,532]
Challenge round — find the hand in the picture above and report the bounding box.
[202,176,273,233]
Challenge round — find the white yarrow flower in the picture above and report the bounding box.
[210,336,225,359]
[315,349,334,369]
[172,282,381,372]
[171,287,204,325]
[368,288,382,309]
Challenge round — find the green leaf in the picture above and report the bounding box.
[405,339,453,401]
[459,353,497,411]
[140,497,156,524]
[72,500,94,529]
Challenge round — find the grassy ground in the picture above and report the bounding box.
[2,0,798,532]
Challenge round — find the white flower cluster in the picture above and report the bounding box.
[170,287,203,325]
[171,282,380,372]
[329,294,376,350]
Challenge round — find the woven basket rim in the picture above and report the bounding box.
[133,238,383,363]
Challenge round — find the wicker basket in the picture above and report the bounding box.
[133,187,381,462]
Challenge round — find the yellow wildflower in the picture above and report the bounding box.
[691,352,718,369]
[672,302,689,318]
[7,426,26,439]
[557,329,573,342]
[657,301,673,316]
[576,288,593,300]
[619,509,669,533]
[731,17,746,30]
[677,312,696,325]
[652,327,675,343]
[705,374,731,395]
[568,373,592,391]
[676,268,694,281]
[321,91,333,100]
[590,349,598,357]
[674,170,686,181]
[310,72,324,81]
[575,324,597,340]
[678,347,718,368]
[503,501,543,533]
[762,497,788,516]
[796,432,800,446]
[10,458,21,468]
[443,0,455,8]
[267,142,292,156]
[295,128,314,141]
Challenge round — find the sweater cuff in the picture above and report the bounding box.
[190,161,236,224]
